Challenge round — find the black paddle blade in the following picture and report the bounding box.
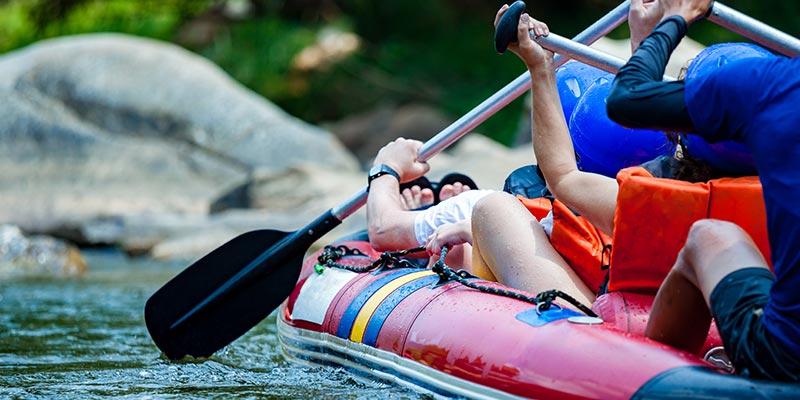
[144,229,303,359]
[495,0,526,53]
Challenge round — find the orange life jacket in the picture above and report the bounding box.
[608,167,770,294]
[518,196,612,294]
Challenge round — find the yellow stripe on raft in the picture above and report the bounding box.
[349,270,435,343]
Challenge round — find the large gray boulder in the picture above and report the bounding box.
[0,33,358,237]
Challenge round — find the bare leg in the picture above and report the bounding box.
[471,192,595,306]
[470,237,499,281]
[646,219,770,354]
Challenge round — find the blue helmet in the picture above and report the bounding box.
[685,42,773,80]
[569,77,672,177]
[556,61,612,124]
[684,42,773,175]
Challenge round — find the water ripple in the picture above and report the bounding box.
[0,250,425,399]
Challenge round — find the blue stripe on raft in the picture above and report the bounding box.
[335,269,420,339]
[361,274,440,347]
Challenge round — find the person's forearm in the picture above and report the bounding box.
[529,58,618,236]
[529,59,580,191]
[607,16,695,131]
[366,176,419,250]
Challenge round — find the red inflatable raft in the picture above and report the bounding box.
[278,236,799,399]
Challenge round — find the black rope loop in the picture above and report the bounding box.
[317,244,427,273]
[432,246,598,318]
[533,290,597,317]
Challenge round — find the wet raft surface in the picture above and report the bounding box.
[0,250,422,399]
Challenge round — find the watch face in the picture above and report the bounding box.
[369,165,383,176]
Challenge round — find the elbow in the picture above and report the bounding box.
[605,82,634,127]
[606,78,652,130]
[368,220,397,251]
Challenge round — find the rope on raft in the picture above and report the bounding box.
[316,244,426,273]
[316,244,598,318]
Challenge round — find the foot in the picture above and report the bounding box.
[437,182,472,202]
[400,185,435,210]
[435,173,478,203]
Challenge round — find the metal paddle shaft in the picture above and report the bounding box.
[495,1,800,79]
[144,1,632,360]
[707,3,800,57]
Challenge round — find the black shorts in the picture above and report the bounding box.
[710,267,800,381]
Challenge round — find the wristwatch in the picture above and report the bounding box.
[367,164,400,191]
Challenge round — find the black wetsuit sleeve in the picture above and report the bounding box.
[606,16,696,132]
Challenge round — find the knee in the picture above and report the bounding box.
[685,219,747,250]
[472,191,524,222]
[677,219,749,271]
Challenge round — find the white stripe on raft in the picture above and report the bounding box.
[292,268,358,324]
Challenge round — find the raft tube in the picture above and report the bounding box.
[278,239,800,399]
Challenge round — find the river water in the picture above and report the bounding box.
[0,249,425,399]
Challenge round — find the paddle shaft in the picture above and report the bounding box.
[500,2,800,86]
[707,3,800,57]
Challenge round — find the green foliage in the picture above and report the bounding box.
[200,17,317,102]
[278,14,526,144]
[1,0,797,147]
[0,0,211,53]
[0,2,38,52]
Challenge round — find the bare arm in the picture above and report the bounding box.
[529,59,618,236]
[366,139,430,251]
[502,10,618,236]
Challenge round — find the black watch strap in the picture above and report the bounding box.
[367,164,400,191]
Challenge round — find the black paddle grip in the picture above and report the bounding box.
[495,0,527,53]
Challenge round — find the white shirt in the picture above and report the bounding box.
[412,190,493,246]
[413,189,554,246]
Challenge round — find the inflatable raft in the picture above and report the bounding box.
[278,235,799,399]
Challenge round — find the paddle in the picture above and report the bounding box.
[144,1,633,360]
[145,221,333,359]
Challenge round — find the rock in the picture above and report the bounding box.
[0,33,358,238]
[325,103,453,166]
[131,135,533,261]
[247,163,366,211]
[76,163,367,258]
[148,207,368,261]
[0,225,86,280]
